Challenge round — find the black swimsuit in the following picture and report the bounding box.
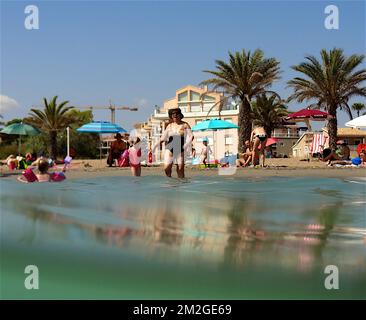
[166,135,185,154]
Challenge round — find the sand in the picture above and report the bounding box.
[1,158,364,180]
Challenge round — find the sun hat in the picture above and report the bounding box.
[168,108,184,119]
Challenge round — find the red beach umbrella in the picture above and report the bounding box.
[285,108,329,131]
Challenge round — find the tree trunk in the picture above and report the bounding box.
[49,130,58,160]
[238,98,252,152]
[327,107,338,151]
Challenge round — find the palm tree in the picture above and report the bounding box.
[352,102,366,118]
[288,48,366,150]
[251,93,289,137]
[27,96,75,159]
[200,49,280,151]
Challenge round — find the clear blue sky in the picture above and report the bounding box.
[1,0,365,130]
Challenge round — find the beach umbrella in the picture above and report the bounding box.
[285,108,329,131]
[345,115,366,129]
[77,121,127,160]
[192,119,239,162]
[258,137,279,149]
[0,122,40,154]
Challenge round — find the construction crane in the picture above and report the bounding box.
[76,101,138,123]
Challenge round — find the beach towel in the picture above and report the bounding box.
[117,149,130,167]
[310,133,325,154]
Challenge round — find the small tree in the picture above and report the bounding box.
[351,102,365,117]
[27,96,75,159]
[251,93,289,137]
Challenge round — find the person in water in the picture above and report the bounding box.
[251,126,268,167]
[152,108,193,178]
[107,133,126,167]
[129,136,142,176]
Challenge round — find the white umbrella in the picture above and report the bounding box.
[345,115,366,129]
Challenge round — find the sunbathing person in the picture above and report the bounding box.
[236,140,252,167]
[323,140,350,164]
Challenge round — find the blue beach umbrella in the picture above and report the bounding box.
[192,119,239,162]
[77,121,127,159]
[191,118,239,131]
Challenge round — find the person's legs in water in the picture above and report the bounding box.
[176,153,185,178]
[164,149,174,177]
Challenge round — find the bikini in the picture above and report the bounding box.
[255,133,267,142]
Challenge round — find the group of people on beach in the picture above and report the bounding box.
[235,126,268,168]
[3,107,366,183]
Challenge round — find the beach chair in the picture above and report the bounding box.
[310,133,325,157]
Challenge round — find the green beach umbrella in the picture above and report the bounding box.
[1,122,41,154]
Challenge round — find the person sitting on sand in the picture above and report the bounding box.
[251,126,268,167]
[107,133,126,167]
[129,136,142,177]
[151,108,193,178]
[322,140,350,164]
[200,138,212,166]
[236,140,252,167]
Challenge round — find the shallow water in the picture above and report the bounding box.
[1,176,365,299]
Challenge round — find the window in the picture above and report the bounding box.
[203,95,215,101]
[225,135,233,145]
[191,103,201,112]
[178,91,188,102]
[190,91,200,101]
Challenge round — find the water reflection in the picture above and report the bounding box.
[2,177,365,276]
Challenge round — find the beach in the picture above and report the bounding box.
[2,158,365,180]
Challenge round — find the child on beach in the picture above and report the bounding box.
[200,138,212,166]
[129,137,142,176]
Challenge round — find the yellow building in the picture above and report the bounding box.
[137,85,239,162]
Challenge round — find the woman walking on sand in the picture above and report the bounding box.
[251,126,268,167]
[152,108,193,178]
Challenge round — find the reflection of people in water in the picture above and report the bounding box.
[152,108,193,178]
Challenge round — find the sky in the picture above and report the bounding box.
[1,0,365,131]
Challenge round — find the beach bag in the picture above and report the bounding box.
[50,172,66,182]
[22,168,38,182]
